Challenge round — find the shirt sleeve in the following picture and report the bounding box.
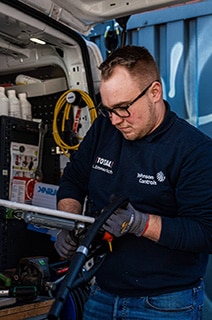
[158,140,212,253]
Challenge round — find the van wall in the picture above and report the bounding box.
[88,0,212,138]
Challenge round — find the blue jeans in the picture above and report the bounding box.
[83,280,204,320]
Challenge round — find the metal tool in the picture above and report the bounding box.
[48,194,128,320]
[0,199,95,225]
[34,121,48,181]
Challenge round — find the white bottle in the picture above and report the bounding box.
[0,87,9,116]
[18,92,32,120]
[15,74,42,85]
[7,90,21,118]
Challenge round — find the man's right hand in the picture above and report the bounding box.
[54,229,77,259]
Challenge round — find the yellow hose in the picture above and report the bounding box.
[53,89,97,157]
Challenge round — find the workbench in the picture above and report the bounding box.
[0,296,54,320]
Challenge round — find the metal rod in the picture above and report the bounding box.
[0,199,95,224]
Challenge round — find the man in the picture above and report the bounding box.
[55,45,212,319]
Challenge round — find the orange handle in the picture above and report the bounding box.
[103,231,113,242]
[103,231,113,252]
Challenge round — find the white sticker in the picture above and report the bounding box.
[66,92,76,104]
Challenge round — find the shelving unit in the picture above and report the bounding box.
[5,77,68,98]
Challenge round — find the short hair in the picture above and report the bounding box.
[99,45,161,88]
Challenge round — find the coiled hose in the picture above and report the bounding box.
[53,89,97,157]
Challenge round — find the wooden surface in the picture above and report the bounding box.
[0,297,54,320]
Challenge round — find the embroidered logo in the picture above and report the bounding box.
[92,156,114,174]
[156,171,166,182]
[136,171,166,185]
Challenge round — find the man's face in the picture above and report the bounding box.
[100,66,163,140]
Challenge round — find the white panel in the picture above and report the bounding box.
[18,0,196,35]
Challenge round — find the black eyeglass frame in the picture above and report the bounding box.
[98,80,160,118]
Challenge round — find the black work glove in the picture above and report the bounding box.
[54,230,77,259]
[103,203,149,237]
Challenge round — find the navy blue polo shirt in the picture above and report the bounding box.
[57,102,212,296]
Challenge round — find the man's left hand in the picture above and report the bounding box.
[103,203,149,237]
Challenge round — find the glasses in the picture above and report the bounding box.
[98,80,158,118]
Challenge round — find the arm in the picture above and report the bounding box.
[146,139,212,252]
[157,141,212,253]
[143,214,161,242]
[57,198,82,215]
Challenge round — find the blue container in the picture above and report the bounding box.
[88,0,212,138]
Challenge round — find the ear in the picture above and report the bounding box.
[151,81,162,102]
